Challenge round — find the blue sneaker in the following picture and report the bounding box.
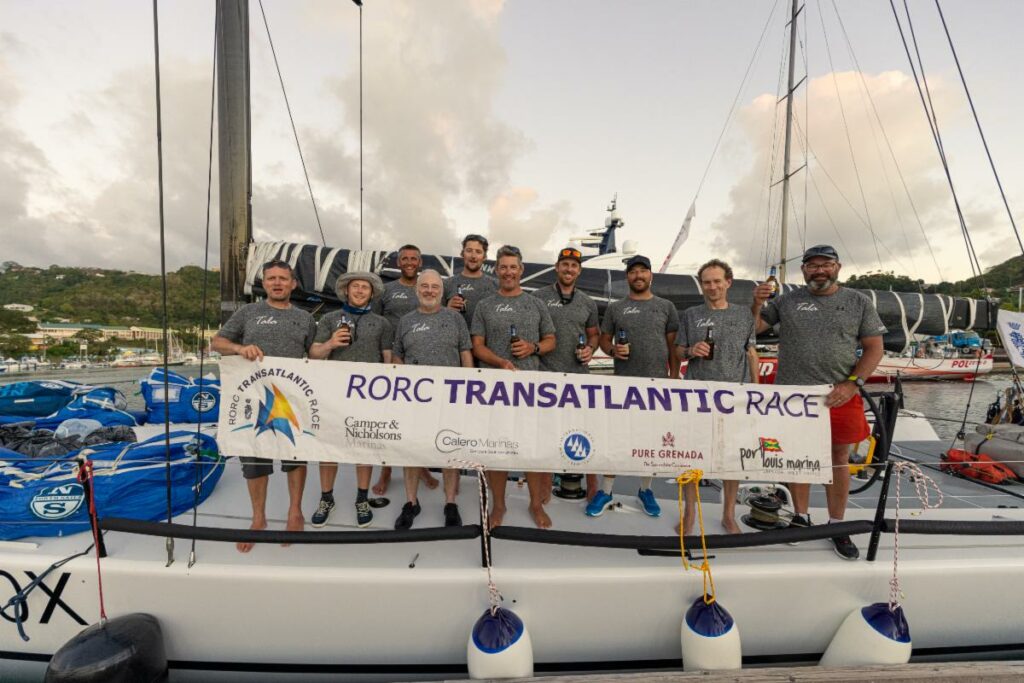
[585,491,614,517]
[636,488,661,517]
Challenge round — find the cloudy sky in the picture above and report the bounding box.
[1,0,1021,284]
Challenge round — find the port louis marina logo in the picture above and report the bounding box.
[560,430,594,466]
[225,368,321,446]
[30,483,85,520]
[739,436,821,473]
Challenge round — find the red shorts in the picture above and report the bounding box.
[829,393,870,445]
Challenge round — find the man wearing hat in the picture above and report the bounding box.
[752,245,886,560]
[309,270,394,528]
[587,254,680,519]
[211,259,317,553]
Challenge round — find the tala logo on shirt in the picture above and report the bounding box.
[623,305,642,315]
[496,303,515,313]
[255,315,279,325]
[546,299,563,308]
[796,302,819,312]
[411,322,431,333]
[695,317,713,328]
[391,291,410,300]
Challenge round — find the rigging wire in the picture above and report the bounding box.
[151,0,175,565]
[934,0,1024,258]
[358,0,364,250]
[257,0,328,247]
[189,3,220,568]
[817,1,883,270]
[830,0,944,282]
[889,0,983,282]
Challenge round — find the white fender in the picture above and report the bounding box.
[466,607,533,680]
[681,596,742,671]
[821,603,911,667]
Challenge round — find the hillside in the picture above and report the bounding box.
[0,264,219,330]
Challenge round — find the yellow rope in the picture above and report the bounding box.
[676,470,716,604]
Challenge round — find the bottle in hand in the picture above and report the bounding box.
[510,324,520,345]
[616,328,630,358]
[576,333,587,363]
[705,325,715,361]
[766,265,779,299]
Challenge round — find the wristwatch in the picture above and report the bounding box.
[847,374,865,388]
[532,342,541,357]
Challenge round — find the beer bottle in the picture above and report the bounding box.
[767,266,779,299]
[510,324,520,345]
[617,329,630,358]
[705,326,715,361]
[456,284,467,313]
[339,314,354,345]
[576,333,587,363]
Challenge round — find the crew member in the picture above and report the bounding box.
[588,254,680,519]
[372,243,438,496]
[444,234,498,324]
[308,271,394,529]
[752,245,886,560]
[532,246,601,497]
[677,258,759,534]
[471,245,556,529]
[211,259,316,553]
[391,269,474,529]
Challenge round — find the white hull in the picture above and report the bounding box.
[872,355,993,381]
[2,448,1024,680]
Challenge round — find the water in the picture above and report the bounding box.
[0,366,1014,442]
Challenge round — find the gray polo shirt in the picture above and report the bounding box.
[760,286,887,385]
[393,308,471,367]
[600,295,680,378]
[443,273,498,324]
[531,284,599,374]
[217,301,315,359]
[314,310,394,363]
[679,303,756,383]
[471,291,556,371]
[376,280,419,329]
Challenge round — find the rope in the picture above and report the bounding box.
[190,0,220,570]
[257,0,328,247]
[888,461,943,610]
[676,470,716,604]
[77,460,108,623]
[449,459,501,614]
[0,545,92,642]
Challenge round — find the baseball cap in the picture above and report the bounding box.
[556,246,582,264]
[801,245,839,263]
[624,255,652,272]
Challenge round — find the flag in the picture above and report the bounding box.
[659,201,696,273]
[997,309,1024,368]
[759,437,782,453]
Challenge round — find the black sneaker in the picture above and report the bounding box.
[831,534,860,561]
[394,501,421,530]
[444,503,462,527]
[355,499,373,528]
[787,513,811,546]
[311,497,335,528]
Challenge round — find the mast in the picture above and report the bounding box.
[217,0,252,323]
[778,0,802,283]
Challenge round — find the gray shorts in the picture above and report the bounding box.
[240,457,307,480]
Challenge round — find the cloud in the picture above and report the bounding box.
[707,69,987,283]
[487,187,576,260]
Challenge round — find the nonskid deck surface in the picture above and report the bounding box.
[14,436,1024,575]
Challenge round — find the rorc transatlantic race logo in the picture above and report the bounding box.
[227,368,321,446]
[560,430,593,466]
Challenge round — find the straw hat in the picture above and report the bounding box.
[334,271,385,302]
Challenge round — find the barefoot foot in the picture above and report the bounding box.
[488,505,506,530]
[422,470,440,490]
[529,505,552,529]
[237,517,267,553]
[282,512,305,547]
[721,518,742,534]
[372,468,392,496]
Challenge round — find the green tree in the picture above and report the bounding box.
[0,309,35,332]
[0,333,31,357]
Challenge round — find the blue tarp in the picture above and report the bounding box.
[0,384,140,429]
[0,380,83,418]
[0,431,224,540]
[140,368,220,424]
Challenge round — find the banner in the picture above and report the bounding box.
[997,309,1024,368]
[217,356,834,484]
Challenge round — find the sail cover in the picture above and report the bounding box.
[244,241,997,352]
